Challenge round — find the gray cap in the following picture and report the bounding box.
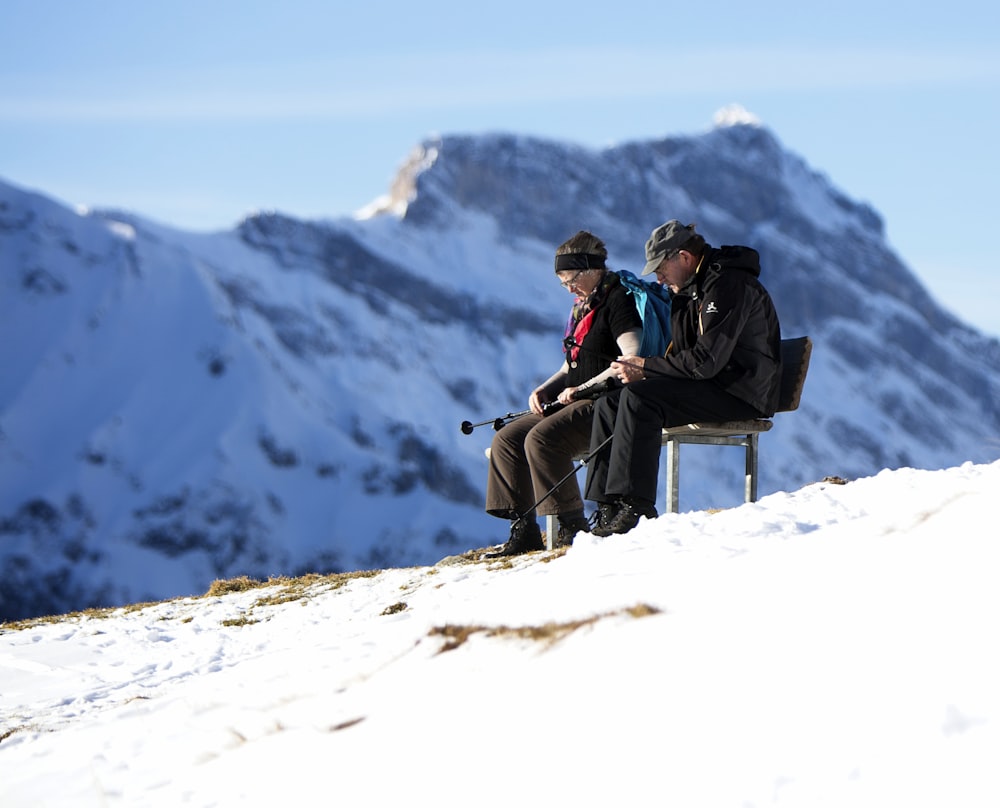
[641,220,696,275]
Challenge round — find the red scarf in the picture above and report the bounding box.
[563,272,616,362]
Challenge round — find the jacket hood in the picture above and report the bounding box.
[707,245,761,278]
[676,244,761,297]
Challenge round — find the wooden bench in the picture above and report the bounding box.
[544,336,812,547]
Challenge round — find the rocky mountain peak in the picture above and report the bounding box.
[2,123,998,621]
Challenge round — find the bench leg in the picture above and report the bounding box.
[665,439,680,513]
[545,514,557,551]
[745,433,759,503]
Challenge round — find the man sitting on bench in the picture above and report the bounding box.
[585,220,783,537]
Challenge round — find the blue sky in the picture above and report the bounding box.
[3,0,999,335]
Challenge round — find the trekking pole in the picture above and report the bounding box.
[459,403,563,435]
[460,410,531,435]
[459,376,622,435]
[484,433,615,558]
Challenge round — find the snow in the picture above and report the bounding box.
[104,219,137,241]
[713,103,763,128]
[2,461,998,806]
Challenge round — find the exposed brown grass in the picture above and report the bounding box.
[0,568,387,632]
[2,539,593,634]
[428,602,663,653]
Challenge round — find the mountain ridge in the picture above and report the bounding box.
[2,119,998,620]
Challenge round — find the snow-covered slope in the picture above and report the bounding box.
[2,117,998,620]
[2,462,998,805]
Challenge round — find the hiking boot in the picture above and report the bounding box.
[554,516,591,548]
[486,518,544,557]
[588,502,619,534]
[590,498,658,537]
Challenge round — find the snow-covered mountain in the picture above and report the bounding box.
[3,115,999,621]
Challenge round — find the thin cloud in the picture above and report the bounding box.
[1,45,996,124]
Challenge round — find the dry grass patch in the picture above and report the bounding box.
[429,602,662,653]
[2,544,578,633]
[1,568,388,632]
[1,725,32,743]
[209,569,385,626]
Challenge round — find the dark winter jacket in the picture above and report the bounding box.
[643,245,782,415]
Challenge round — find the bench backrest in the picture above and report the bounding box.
[776,336,813,413]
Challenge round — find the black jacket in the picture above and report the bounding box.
[565,273,643,388]
[644,245,782,415]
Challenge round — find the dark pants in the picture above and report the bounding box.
[485,399,594,518]
[584,378,762,506]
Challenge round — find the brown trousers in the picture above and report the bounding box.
[484,399,595,519]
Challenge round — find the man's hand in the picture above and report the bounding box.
[611,355,645,384]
